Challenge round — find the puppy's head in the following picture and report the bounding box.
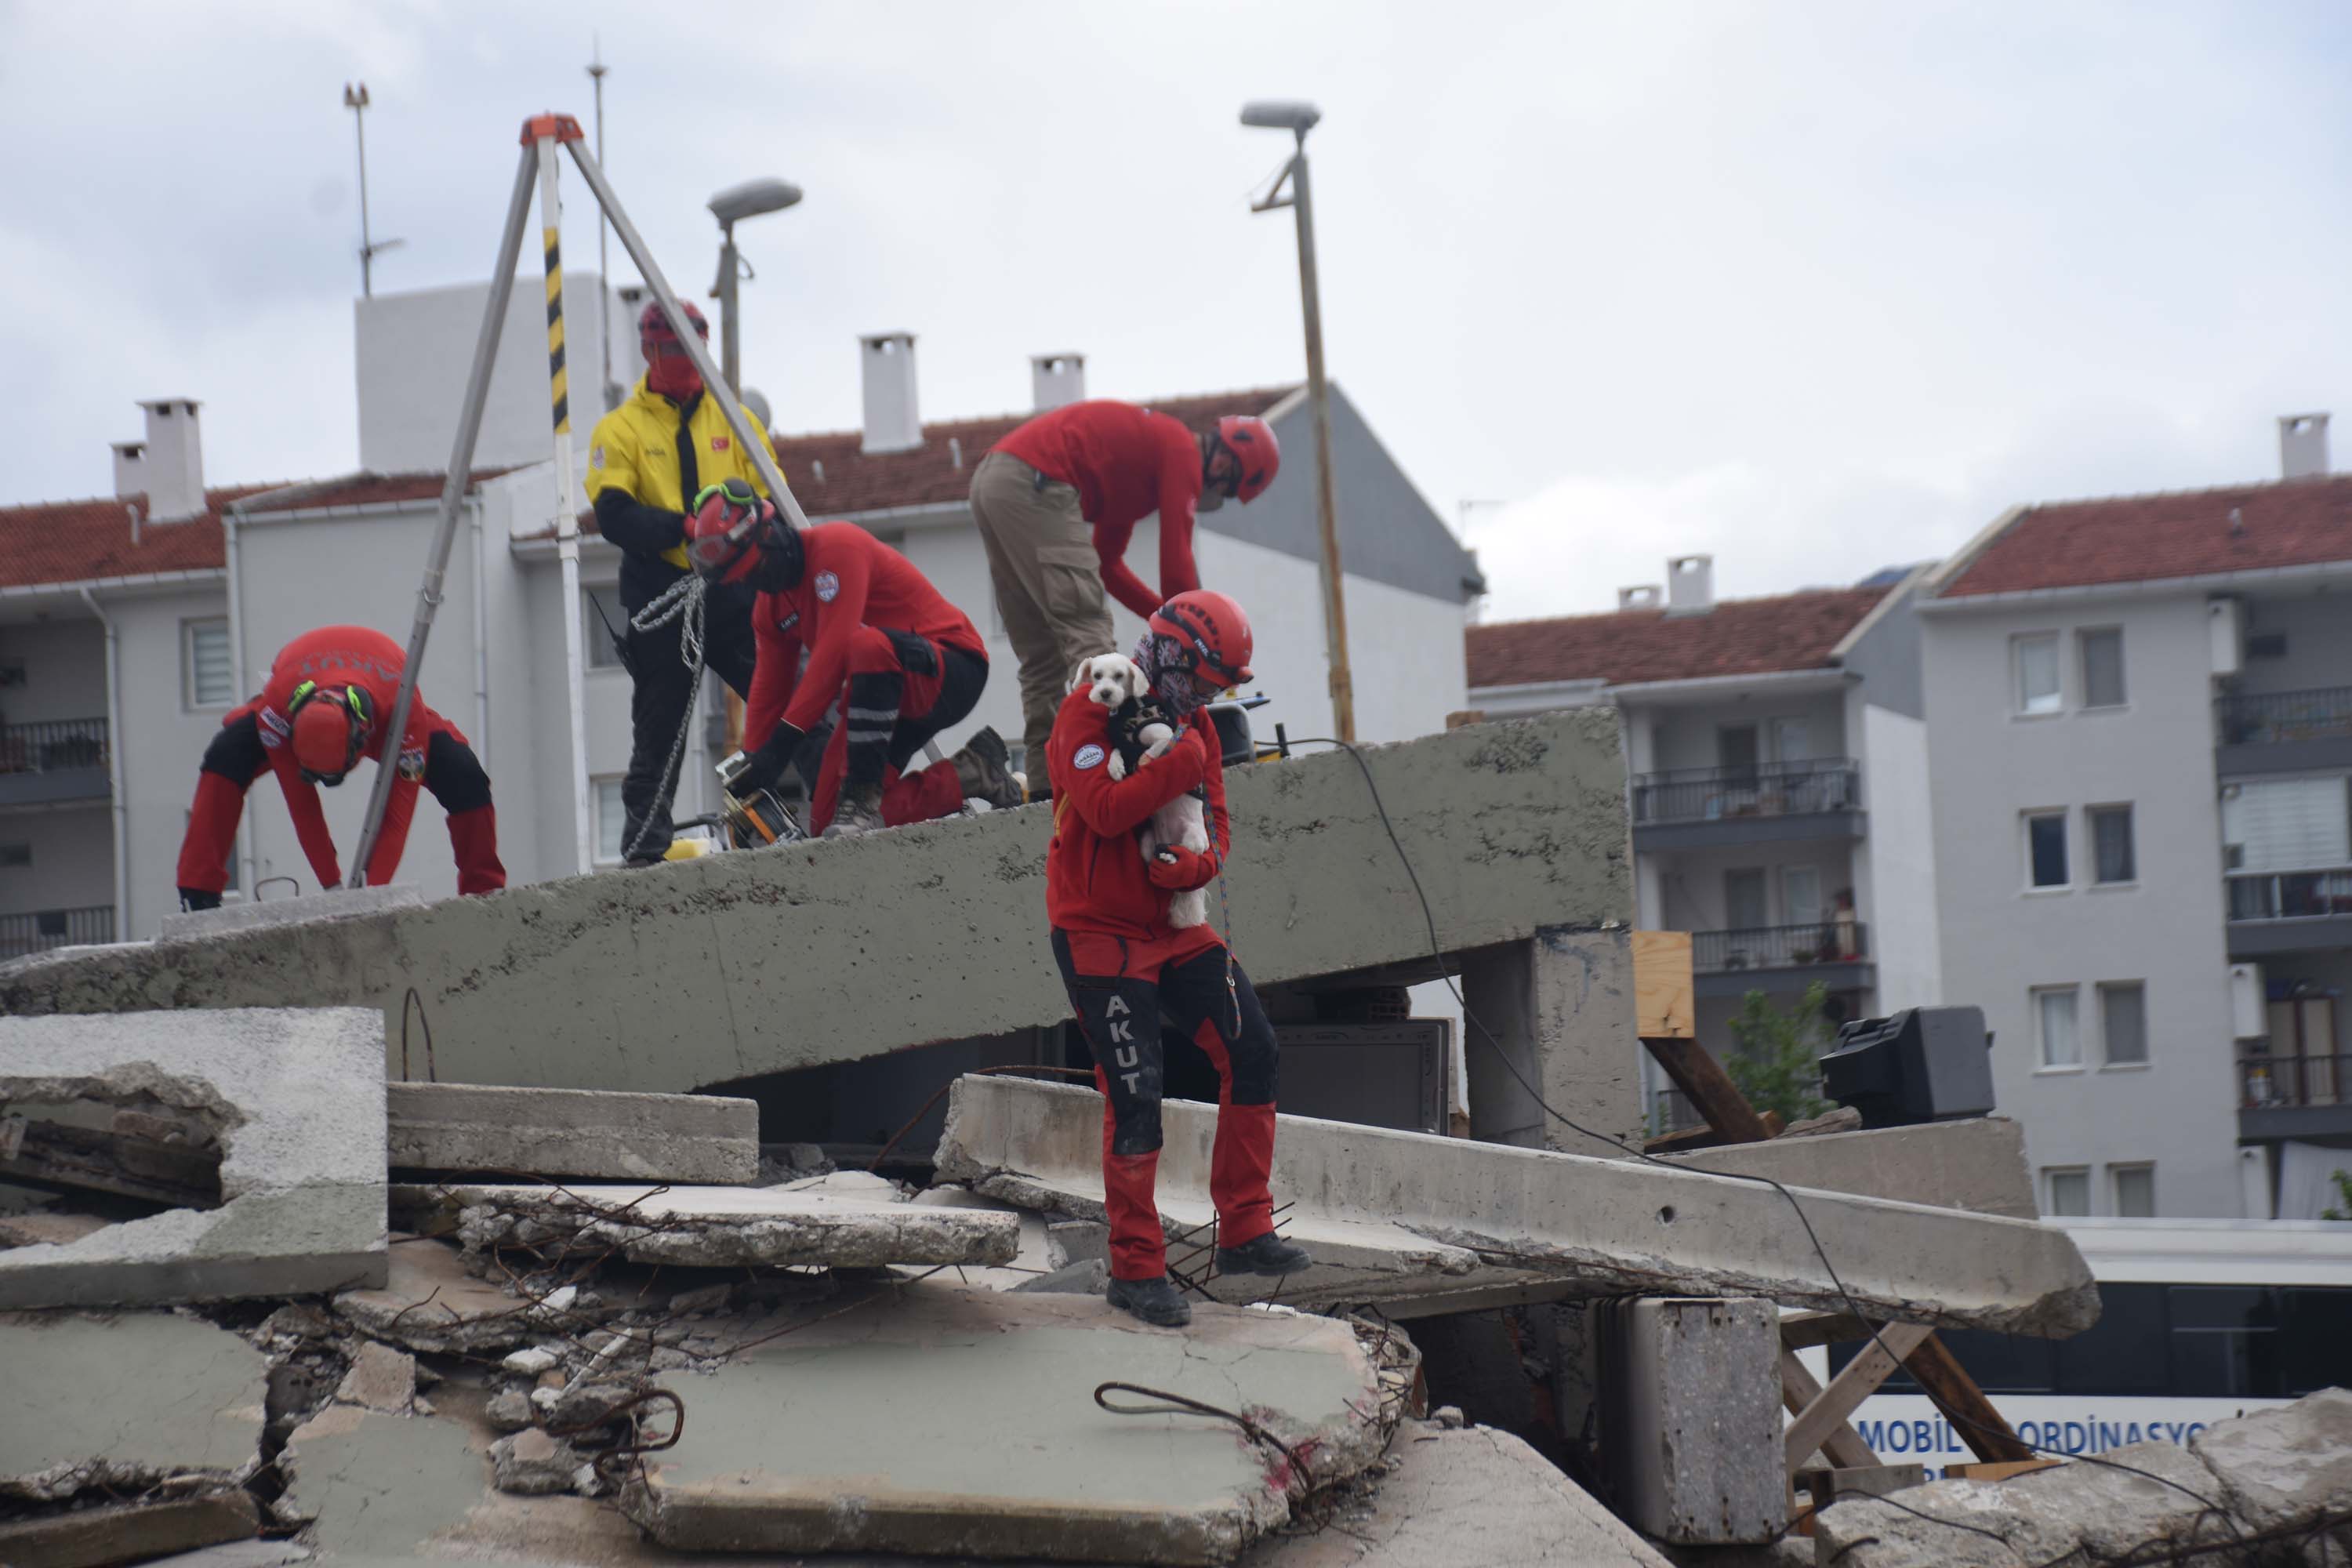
[1069,652,1147,709]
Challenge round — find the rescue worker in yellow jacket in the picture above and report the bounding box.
[586,300,785,863]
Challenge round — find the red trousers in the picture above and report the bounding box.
[803,629,986,833]
[1051,926,1279,1281]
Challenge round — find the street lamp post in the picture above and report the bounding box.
[1242,100,1353,743]
[707,178,803,396]
[342,82,404,298]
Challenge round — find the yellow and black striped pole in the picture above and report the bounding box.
[542,216,567,437]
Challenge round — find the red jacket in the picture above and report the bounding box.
[1044,686,1229,940]
[993,400,1203,619]
[743,523,986,746]
[237,625,464,891]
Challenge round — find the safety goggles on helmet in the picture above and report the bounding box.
[287,680,373,784]
[684,477,764,579]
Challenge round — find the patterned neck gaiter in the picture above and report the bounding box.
[1134,631,1205,718]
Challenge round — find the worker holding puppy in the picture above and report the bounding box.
[1043,589,1310,1328]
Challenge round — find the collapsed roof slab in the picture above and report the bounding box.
[386,1082,759,1185]
[0,712,1631,1098]
[0,1008,386,1308]
[936,1075,2101,1336]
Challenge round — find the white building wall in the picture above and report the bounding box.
[0,621,106,724]
[109,584,236,938]
[0,805,110,917]
[1922,593,2241,1217]
[1857,703,1941,1009]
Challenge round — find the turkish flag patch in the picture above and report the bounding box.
[711,435,731,452]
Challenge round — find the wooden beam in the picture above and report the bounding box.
[1783,1322,1933,1475]
[0,1116,221,1210]
[1778,1349,1878,1471]
[1904,1330,2036,1464]
[1631,931,1695,1039]
[1641,1034,1773,1145]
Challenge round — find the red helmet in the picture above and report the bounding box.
[287,681,372,782]
[684,478,801,590]
[1150,590,1254,688]
[637,299,710,347]
[1214,416,1280,504]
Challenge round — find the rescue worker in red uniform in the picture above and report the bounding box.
[971,401,1280,787]
[1044,590,1310,1327]
[684,480,1022,837]
[174,626,505,909]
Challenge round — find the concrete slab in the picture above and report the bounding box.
[0,1311,268,1502]
[1658,1118,2036,1219]
[1245,1421,1672,1567]
[2192,1387,2352,1539]
[409,1179,1022,1270]
[332,1235,622,1354]
[620,1283,1397,1565]
[385,1081,758,1184]
[1,713,1632,1094]
[937,1076,2100,1334]
[0,1009,385,1308]
[278,1403,487,1559]
[0,1493,260,1568]
[156,883,424,943]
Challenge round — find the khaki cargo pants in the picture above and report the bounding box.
[969,449,1118,769]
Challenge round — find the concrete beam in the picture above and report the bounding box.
[156,884,424,944]
[1659,1118,2038,1219]
[386,1082,758,1184]
[0,1009,386,1308]
[1595,1298,1784,1544]
[1461,927,1643,1156]
[1,713,1632,1096]
[936,1075,2101,1335]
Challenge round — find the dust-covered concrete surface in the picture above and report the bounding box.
[0,1008,387,1308]
[385,1082,759,1184]
[1657,1117,2037,1218]
[0,712,1631,1094]
[938,1075,2101,1334]
[155,884,425,944]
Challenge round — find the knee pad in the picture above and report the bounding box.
[425,731,494,814]
[199,714,268,784]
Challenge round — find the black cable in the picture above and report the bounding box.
[1285,736,2245,1546]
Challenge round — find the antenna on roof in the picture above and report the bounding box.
[342,83,405,298]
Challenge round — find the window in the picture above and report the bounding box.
[0,843,27,869]
[2026,811,2069,888]
[1719,724,1759,782]
[183,618,233,708]
[1724,868,1768,931]
[2044,1167,2090,1217]
[593,778,628,864]
[2015,633,2061,715]
[2089,804,2136,884]
[583,588,628,671]
[2222,777,2350,873]
[2100,982,2147,1066]
[2112,1163,2156,1217]
[1770,717,1811,763]
[1781,866,1824,931]
[2248,632,2288,661]
[2035,986,2081,1069]
[2079,628,2125,709]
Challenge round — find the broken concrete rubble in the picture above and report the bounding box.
[330,1339,416,1414]
[0,1492,261,1568]
[385,1080,758,1184]
[275,1403,485,1559]
[0,1008,386,1309]
[330,1234,619,1354]
[936,1075,2100,1333]
[1657,1117,2036,1219]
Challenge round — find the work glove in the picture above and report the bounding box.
[177,887,223,913]
[731,724,804,798]
[1148,845,1220,891]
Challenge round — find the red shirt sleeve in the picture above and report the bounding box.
[1154,420,1203,604]
[742,593,804,750]
[266,749,344,890]
[782,539,874,735]
[1094,517,1160,619]
[1050,691,1210,837]
[1202,731,1229,862]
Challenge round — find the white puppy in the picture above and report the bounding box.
[1066,652,1212,927]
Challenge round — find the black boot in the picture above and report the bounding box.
[822,782,886,839]
[950,726,1025,810]
[1105,1273,1192,1327]
[1216,1231,1313,1277]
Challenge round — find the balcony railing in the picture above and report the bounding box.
[0,716,110,775]
[2217,687,2352,748]
[1693,921,1870,975]
[2226,869,2352,922]
[1651,1087,1707,1134]
[2241,1053,2351,1110]
[1632,758,1860,827]
[0,905,114,960]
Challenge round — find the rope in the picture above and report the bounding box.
[622,574,707,862]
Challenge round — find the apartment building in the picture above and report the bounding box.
[1466,556,1940,1130]
[1915,414,2352,1219]
[0,281,1479,953]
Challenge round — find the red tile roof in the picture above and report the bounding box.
[1466,586,1889,689]
[236,470,514,514]
[1937,474,2352,598]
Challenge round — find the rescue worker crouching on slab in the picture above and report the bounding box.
[684,479,1023,838]
[174,625,505,909]
[585,300,779,866]
[1044,590,1311,1328]
[970,400,1279,796]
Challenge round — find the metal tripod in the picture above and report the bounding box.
[350,112,809,884]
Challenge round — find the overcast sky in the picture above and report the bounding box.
[3,2,2346,621]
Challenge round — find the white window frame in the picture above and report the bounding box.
[2024,808,2071,891]
[2111,1163,2156,1218]
[182,616,234,710]
[2014,632,2062,717]
[2034,984,2083,1072]
[2078,626,2126,710]
[592,775,628,865]
[2044,1166,2091,1218]
[2088,802,2136,887]
[2098,980,2150,1069]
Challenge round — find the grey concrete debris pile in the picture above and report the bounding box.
[0,1491,263,1568]
[0,1008,387,1308]
[331,1229,624,1353]
[155,883,425,944]
[402,1177,1022,1269]
[619,1282,1415,1565]
[935,1074,2100,1333]
[386,1081,759,1184]
[1816,1388,2352,1566]
[0,711,1632,1095]
[1657,1116,2037,1219]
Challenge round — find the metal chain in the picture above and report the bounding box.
[622,573,707,862]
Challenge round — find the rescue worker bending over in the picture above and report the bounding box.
[1044,590,1310,1327]
[174,625,505,908]
[970,400,1280,789]
[585,300,782,865]
[684,480,1022,838]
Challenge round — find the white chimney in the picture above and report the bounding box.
[1618,584,1663,612]
[111,441,147,500]
[1664,554,1715,616]
[859,332,922,455]
[136,398,207,523]
[1030,353,1087,412]
[2280,412,2329,481]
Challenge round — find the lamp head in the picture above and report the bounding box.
[708,178,804,227]
[1240,100,1320,133]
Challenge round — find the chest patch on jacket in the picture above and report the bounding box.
[1074,743,1106,771]
[712,435,731,452]
[815,571,840,603]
